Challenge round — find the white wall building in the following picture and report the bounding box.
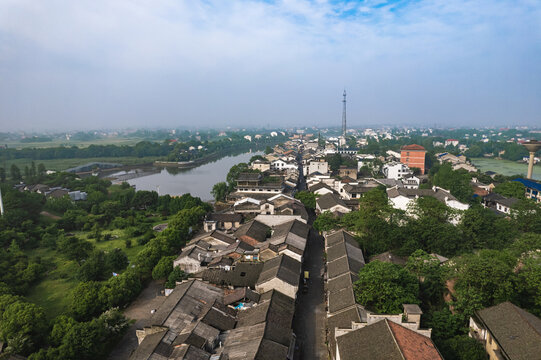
[382,162,411,180]
[271,159,297,170]
[307,160,329,175]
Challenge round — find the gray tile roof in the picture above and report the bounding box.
[152,280,223,333]
[237,290,295,346]
[317,192,348,210]
[237,172,263,181]
[325,230,358,248]
[235,220,270,243]
[169,344,211,359]
[129,328,168,360]
[475,302,541,360]
[328,285,356,314]
[327,273,357,295]
[221,323,289,360]
[256,254,301,288]
[202,262,264,288]
[386,187,457,203]
[325,230,365,280]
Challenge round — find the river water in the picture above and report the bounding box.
[125,151,262,200]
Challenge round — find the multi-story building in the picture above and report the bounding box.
[469,302,541,360]
[400,144,427,174]
[382,162,411,180]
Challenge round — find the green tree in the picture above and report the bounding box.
[152,256,176,280]
[0,167,5,182]
[493,181,525,199]
[326,153,343,172]
[511,199,541,233]
[69,281,105,321]
[432,163,473,203]
[37,163,46,179]
[50,315,77,346]
[341,188,400,256]
[10,164,21,181]
[211,182,228,202]
[452,250,516,315]
[294,191,316,209]
[78,251,108,282]
[507,233,541,257]
[226,162,258,191]
[99,269,142,308]
[459,205,516,250]
[45,195,75,214]
[105,248,129,273]
[437,335,486,360]
[313,211,340,232]
[58,236,94,263]
[516,256,541,316]
[0,301,48,355]
[401,197,464,256]
[354,261,419,314]
[264,146,273,154]
[165,266,188,289]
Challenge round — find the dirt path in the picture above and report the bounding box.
[40,211,61,220]
[107,280,167,360]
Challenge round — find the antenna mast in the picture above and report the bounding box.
[342,90,347,138]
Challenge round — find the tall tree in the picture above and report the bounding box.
[493,181,525,199]
[354,261,419,314]
[211,182,228,202]
[10,164,21,181]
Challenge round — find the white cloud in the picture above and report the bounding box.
[0,0,540,129]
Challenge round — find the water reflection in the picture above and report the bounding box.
[126,151,262,200]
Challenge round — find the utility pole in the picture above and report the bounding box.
[0,188,4,216]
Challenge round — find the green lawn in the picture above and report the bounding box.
[25,208,169,318]
[24,247,80,319]
[24,227,147,318]
[77,229,145,262]
[26,278,78,320]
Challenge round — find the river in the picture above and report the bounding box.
[124,151,262,200]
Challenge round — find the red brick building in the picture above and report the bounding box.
[400,144,427,174]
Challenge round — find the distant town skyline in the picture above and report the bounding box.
[1,0,540,131]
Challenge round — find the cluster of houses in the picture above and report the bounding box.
[296,142,477,216]
[126,138,541,360]
[323,230,443,360]
[129,142,311,360]
[14,183,87,201]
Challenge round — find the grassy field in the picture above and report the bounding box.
[25,213,168,318]
[25,247,81,319]
[25,229,146,319]
[471,157,541,180]
[2,156,161,172]
[3,137,147,150]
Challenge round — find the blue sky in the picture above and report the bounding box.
[0,0,540,130]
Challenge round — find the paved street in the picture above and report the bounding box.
[292,226,326,359]
[292,153,327,359]
[108,280,166,360]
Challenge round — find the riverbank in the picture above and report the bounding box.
[471,157,541,180]
[126,151,262,200]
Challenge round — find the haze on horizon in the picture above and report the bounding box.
[1,0,540,131]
